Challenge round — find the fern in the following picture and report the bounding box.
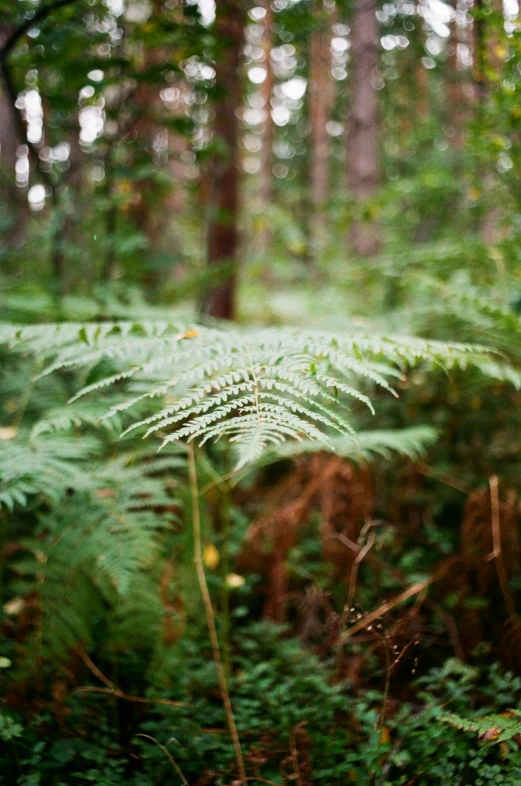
[0,434,101,510]
[386,273,521,385]
[29,395,159,439]
[259,426,438,466]
[30,401,120,439]
[1,320,500,469]
[9,443,184,656]
[442,710,521,743]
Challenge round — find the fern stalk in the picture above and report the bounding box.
[187,444,246,785]
[0,515,7,623]
[219,445,232,678]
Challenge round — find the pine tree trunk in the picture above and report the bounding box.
[259,0,274,254]
[309,1,335,259]
[347,0,380,256]
[473,0,505,244]
[0,23,27,247]
[125,0,168,290]
[201,0,244,321]
[109,0,188,290]
[447,19,467,150]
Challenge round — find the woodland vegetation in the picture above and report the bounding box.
[2,0,521,784]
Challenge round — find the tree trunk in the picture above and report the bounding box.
[472,0,505,244]
[259,0,274,254]
[347,0,380,256]
[0,23,26,247]
[309,1,335,259]
[124,2,168,291]
[201,0,244,321]
[447,18,468,150]
[111,1,189,290]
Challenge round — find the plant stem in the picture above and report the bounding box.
[187,444,246,786]
[0,514,7,623]
[220,446,232,677]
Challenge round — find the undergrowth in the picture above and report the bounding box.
[1,282,521,784]
[2,627,521,785]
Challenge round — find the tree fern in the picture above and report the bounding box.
[2,320,501,468]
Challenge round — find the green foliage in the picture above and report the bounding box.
[0,433,99,510]
[265,425,439,465]
[442,709,521,743]
[0,712,23,741]
[0,341,187,660]
[3,629,521,785]
[2,319,500,469]
[5,441,183,658]
[2,0,521,784]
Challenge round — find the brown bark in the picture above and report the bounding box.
[309,1,335,258]
[415,59,429,119]
[472,0,505,244]
[0,23,27,246]
[347,0,380,256]
[124,3,167,288]
[0,0,77,195]
[0,26,19,187]
[259,0,274,253]
[447,22,466,149]
[117,2,190,289]
[201,0,244,321]
[126,79,164,281]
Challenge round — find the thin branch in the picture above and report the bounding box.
[73,686,185,708]
[0,0,81,57]
[331,533,466,661]
[289,726,303,786]
[415,461,472,495]
[339,568,448,643]
[0,0,82,191]
[135,734,189,786]
[0,54,53,189]
[75,648,184,708]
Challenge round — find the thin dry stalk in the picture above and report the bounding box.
[333,525,375,674]
[75,648,184,708]
[73,686,184,708]
[136,734,188,785]
[289,727,303,786]
[339,570,446,643]
[188,444,246,786]
[487,475,521,629]
[416,461,472,495]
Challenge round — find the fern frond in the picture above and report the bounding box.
[9,442,185,656]
[258,426,438,466]
[0,434,101,510]
[442,710,521,743]
[1,320,500,468]
[30,401,118,438]
[394,274,521,383]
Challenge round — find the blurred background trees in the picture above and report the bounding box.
[1,0,519,317]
